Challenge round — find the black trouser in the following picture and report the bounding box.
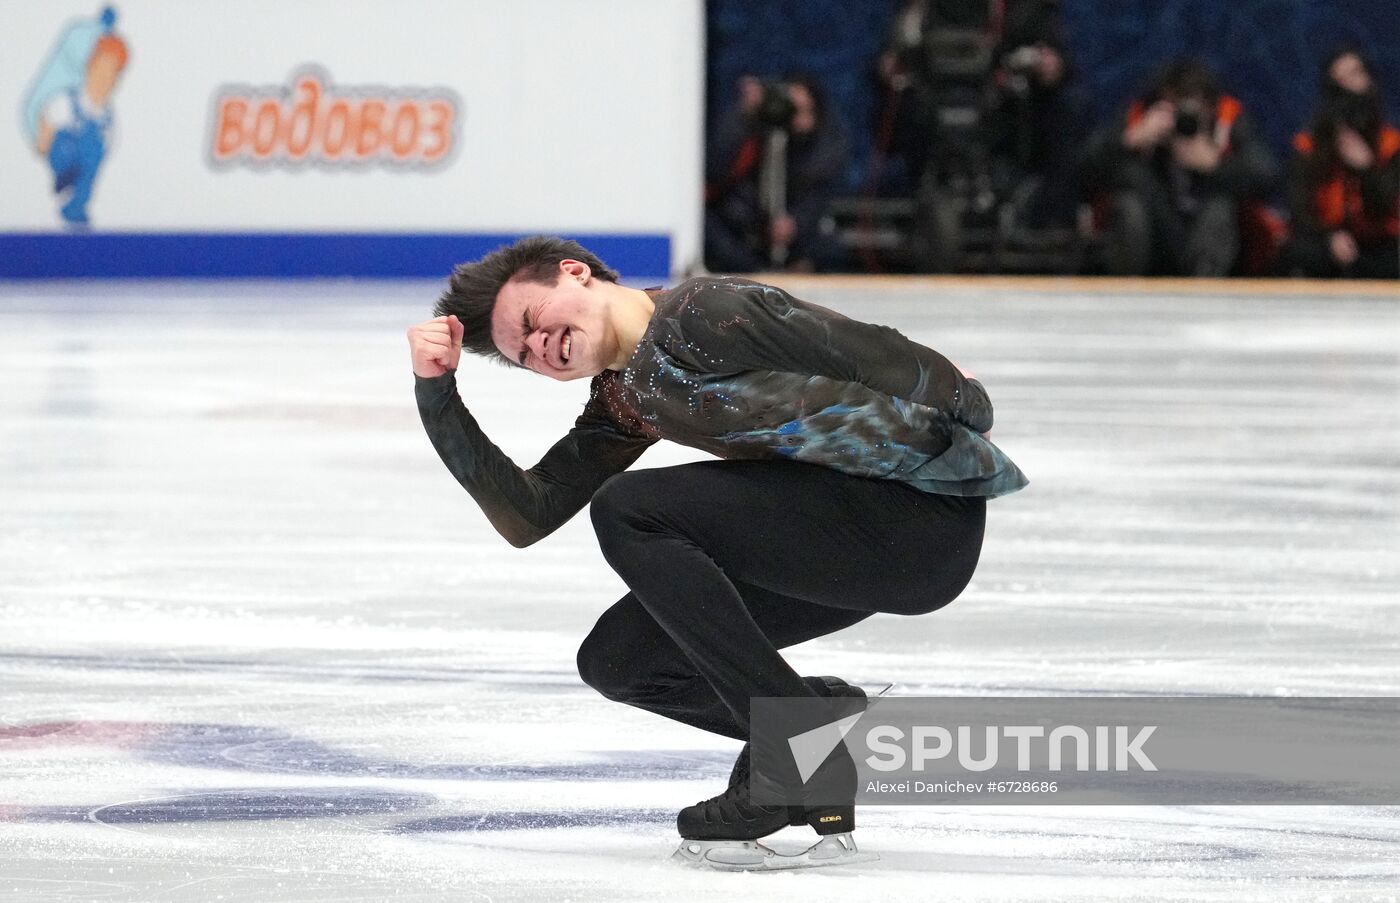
[1112,161,1241,276]
[578,459,986,742]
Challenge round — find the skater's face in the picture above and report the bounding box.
[491,260,613,381]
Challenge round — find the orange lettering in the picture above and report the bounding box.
[214,98,249,160]
[322,100,352,159]
[390,103,419,159]
[356,99,387,158]
[286,76,321,160]
[210,73,456,167]
[422,101,452,162]
[251,99,281,159]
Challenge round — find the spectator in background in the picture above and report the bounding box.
[1282,48,1399,279]
[704,75,850,273]
[1084,59,1277,276]
[989,0,1090,228]
[872,0,939,194]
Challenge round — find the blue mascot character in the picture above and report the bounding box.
[22,7,130,226]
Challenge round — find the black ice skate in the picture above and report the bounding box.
[672,676,878,871]
[673,769,792,842]
[719,676,869,828]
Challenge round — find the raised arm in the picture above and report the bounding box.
[663,279,995,433]
[415,372,654,548]
[407,315,654,548]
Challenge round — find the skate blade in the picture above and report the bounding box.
[671,832,878,871]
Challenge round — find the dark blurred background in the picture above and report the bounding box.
[703,0,1400,277]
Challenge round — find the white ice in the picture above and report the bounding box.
[1,278,1397,901]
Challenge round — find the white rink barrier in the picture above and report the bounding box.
[1,0,703,276]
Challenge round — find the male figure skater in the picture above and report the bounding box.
[407,236,1026,864]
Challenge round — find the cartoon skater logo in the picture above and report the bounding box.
[21,6,130,227]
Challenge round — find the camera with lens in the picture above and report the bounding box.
[1174,99,1208,138]
[754,81,797,131]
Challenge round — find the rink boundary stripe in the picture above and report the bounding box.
[0,232,670,279]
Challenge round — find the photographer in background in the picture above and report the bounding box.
[704,74,850,273]
[1084,59,1278,276]
[989,0,1089,229]
[1282,48,1399,279]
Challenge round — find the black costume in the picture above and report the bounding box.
[415,276,1026,748]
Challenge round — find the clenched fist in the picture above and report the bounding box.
[407,315,464,378]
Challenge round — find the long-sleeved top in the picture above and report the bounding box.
[416,276,1028,548]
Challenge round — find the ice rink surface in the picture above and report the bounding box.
[1,276,1397,902]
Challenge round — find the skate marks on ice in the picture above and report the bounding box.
[0,717,736,783]
[858,806,1400,886]
[0,648,592,692]
[391,807,674,833]
[0,716,716,839]
[399,805,1400,888]
[2,786,433,827]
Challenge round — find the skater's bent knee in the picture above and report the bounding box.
[576,607,629,697]
[575,635,633,700]
[588,472,638,526]
[575,637,607,693]
[589,470,668,538]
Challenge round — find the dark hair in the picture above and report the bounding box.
[1313,46,1384,150]
[433,235,620,369]
[1145,58,1220,106]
